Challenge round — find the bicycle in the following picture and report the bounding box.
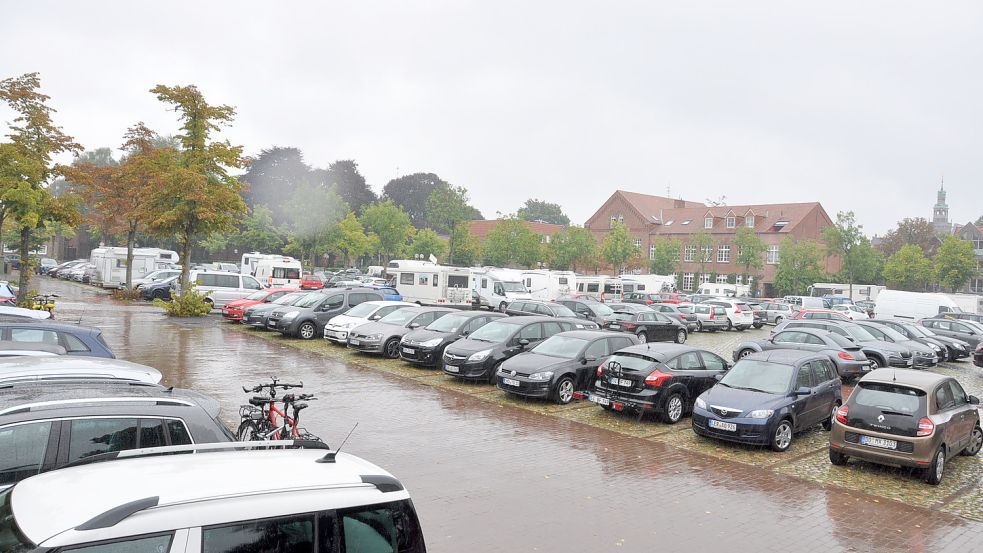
[31,293,58,318]
[237,377,322,443]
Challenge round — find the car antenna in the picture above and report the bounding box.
[318,422,358,463]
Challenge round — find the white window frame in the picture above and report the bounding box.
[684,245,696,262]
[704,217,713,229]
[726,216,736,229]
[649,244,657,260]
[682,273,695,291]
[632,238,642,249]
[717,245,731,263]
[701,246,713,263]
[700,273,712,284]
[766,245,780,265]
[745,215,755,228]
[716,274,728,284]
[735,274,743,285]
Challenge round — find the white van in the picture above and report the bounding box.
[784,295,827,309]
[89,247,159,288]
[874,290,963,320]
[471,267,531,311]
[253,256,302,287]
[620,274,676,295]
[522,269,575,300]
[387,259,472,307]
[188,270,264,309]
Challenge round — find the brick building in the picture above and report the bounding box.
[467,220,567,245]
[584,190,840,296]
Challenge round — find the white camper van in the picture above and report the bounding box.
[575,275,622,302]
[253,256,303,287]
[471,267,532,311]
[89,247,160,289]
[386,259,472,306]
[621,274,676,295]
[522,269,575,301]
[240,252,279,275]
[874,290,963,320]
[696,282,750,297]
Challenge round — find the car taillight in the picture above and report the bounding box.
[644,369,672,388]
[735,305,742,313]
[622,322,637,330]
[837,351,855,361]
[917,418,935,437]
[835,404,849,424]
[596,363,606,377]
[645,299,654,304]
[709,311,715,319]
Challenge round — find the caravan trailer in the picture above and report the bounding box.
[387,259,472,307]
[575,275,622,302]
[240,252,281,275]
[522,269,576,301]
[808,282,886,302]
[89,247,162,288]
[471,267,532,311]
[254,256,303,287]
[620,274,676,295]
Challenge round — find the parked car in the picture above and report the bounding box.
[324,300,416,344]
[48,259,86,279]
[789,308,850,321]
[130,269,181,289]
[0,445,426,551]
[0,342,63,357]
[829,369,981,485]
[0,306,50,320]
[0,381,233,489]
[757,301,796,325]
[363,284,403,301]
[705,299,755,331]
[220,287,295,322]
[649,303,699,331]
[734,327,871,380]
[832,304,870,320]
[269,288,384,339]
[853,321,939,368]
[588,343,730,423]
[0,322,115,358]
[692,349,843,451]
[974,343,983,367]
[657,292,689,304]
[0,356,162,385]
[241,291,312,328]
[348,306,454,357]
[442,316,577,382]
[746,302,767,329]
[497,330,638,404]
[188,270,265,309]
[299,273,324,290]
[555,298,617,326]
[606,310,688,344]
[400,311,507,367]
[784,295,829,309]
[138,274,180,300]
[868,318,970,362]
[919,317,983,350]
[773,319,916,369]
[688,303,727,332]
[34,258,58,275]
[505,300,578,318]
[940,312,983,325]
[622,292,663,305]
[604,303,652,314]
[854,299,876,318]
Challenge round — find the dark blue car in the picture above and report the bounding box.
[691,349,841,452]
[0,322,116,358]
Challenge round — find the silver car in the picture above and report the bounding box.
[758,301,796,325]
[692,304,729,332]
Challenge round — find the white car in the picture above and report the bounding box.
[1,443,427,552]
[323,300,416,344]
[0,356,162,384]
[832,304,870,320]
[705,299,755,331]
[0,305,50,320]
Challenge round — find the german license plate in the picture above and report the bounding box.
[349,339,360,346]
[445,365,459,373]
[708,419,737,432]
[588,394,610,406]
[609,324,620,329]
[860,435,897,449]
[402,347,413,354]
[502,378,520,387]
[610,378,632,387]
[267,320,276,328]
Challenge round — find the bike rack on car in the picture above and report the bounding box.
[63,439,331,468]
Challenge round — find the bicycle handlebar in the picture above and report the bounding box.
[241,380,304,393]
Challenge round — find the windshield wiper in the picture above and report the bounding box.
[877,409,912,417]
[734,386,771,393]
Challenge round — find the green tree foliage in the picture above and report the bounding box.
[689,230,715,279]
[935,236,977,292]
[601,222,638,273]
[447,223,482,266]
[482,218,543,268]
[517,198,570,225]
[282,181,348,268]
[773,238,827,296]
[878,217,940,257]
[822,211,865,296]
[311,160,376,214]
[882,244,935,291]
[733,226,766,282]
[360,200,414,262]
[838,240,883,284]
[327,212,374,267]
[236,205,286,253]
[976,215,983,226]
[239,147,310,225]
[426,185,481,234]
[547,226,597,272]
[648,236,681,275]
[383,172,448,228]
[409,228,446,260]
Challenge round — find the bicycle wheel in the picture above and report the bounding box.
[236,420,261,441]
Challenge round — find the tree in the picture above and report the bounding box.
[547,226,597,272]
[447,223,482,266]
[838,240,883,284]
[0,143,44,259]
[878,217,940,257]
[601,222,638,274]
[517,199,570,225]
[382,172,448,228]
[976,215,983,226]
[648,236,681,275]
[773,238,827,296]
[235,205,286,253]
[327,212,374,267]
[409,229,446,260]
[482,218,543,268]
[239,147,310,225]
[883,245,935,291]
[733,226,766,283]
[282,181,347,268]
[0,73,82,299]
[935,236,977,292]
[689,230,715,281]
[822,211,865,298]
[360,200,414,263]
[426,185,481,234]
[144,84,248,287]
[311,160,376,214]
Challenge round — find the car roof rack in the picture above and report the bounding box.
[63,439,331,468]
[0,396,193,416]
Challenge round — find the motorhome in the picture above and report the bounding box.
[874,290,963,320]
[696,282,749,298]
[471,267,532,311]
[253,256,303,287]
[89,247,161,288]
[522,269,576,301]
[621,274,676,295]
[809,282,886,302]
[240,252,280,275]
[575,275,622,301]
[386,259,472,306]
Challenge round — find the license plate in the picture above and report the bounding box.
[708,419,737,432]
[349,339,360,346]
[502,378,520,387]
[267,321,276,328]
[445,365,459,373]
[859,435,897,450]
[610,378,632,387]
[906,359,913,367]
[402,347,413,354]
[589,394,610,406]
[608,324,620,329]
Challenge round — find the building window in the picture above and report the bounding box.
[973,239,983,250]
[766,245,780,265]
[717,245,731,263]
[684,245,696,262]
[682,273,695,291]
[745,215,754,228]
[700,273,712,284]
[701,246,713,263]
[609,214,624,229]
[704,217,713,229]
[971,278,983,293]
[716,274,728,284]
[649,244,657,260]
[735,274,743,285]
[632,238,642,250]
[726,216,736,229]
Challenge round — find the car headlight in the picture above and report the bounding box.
[366,333,383,340]
[528,371,553,381]
[928,344,942,352]
[955,343,967,350]
[695,397,707,410]
[421,338,442,347]
[468,349,493,362]
[282,312,298,320]
[888,352,902,359]
[747,409,774,419]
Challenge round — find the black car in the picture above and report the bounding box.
[0,322,115,358]
[504,300,578,319]
[975,343,983,368]
[555,298,617,327]
[268,288,384,339]
[621,292,663,305]
[241,292,313,328]
[774,319,915,369]
[138,275,179,300]
[607,310,688,344]
[588,343,730,423]
[496,331,638,404]
[605,303,652,314]
[853,321,939,368]
[400,311,507,367]
[868,319,969,362]
[442,316,576,382]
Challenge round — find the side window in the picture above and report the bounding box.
[609,337,633,352]
[826,326,847,337]
[202,514,315,553]
[714,307,727,317]
[773,332,803,344]
[575,303,590,315]
[932,320,949,330]
[947,380,968,406]
[9,328,60,346]
[652,313,671,323]
[196,273,216,286]
[796,366,814,389]
[701,353,727,371]
[62,333,91,353]
[413,312,438,326]
[864,326,885,340]
[584,339,610,359]
[68,418,140,462]
[432,273,438,287]
[64,534,174,553]
[638,312,655,322]
[400,273,415,285]
[167,420,192,446]
[952,322,970,334]
[803,334,826,345]
[935,385,955,411]
[0,421,53,486]
[542,321,563,335]
[242,276,263,290]
[139,418,166,449]
[215,274,239,288]
[324,295,345,310]
[494,283,504,295]
[340,506,398,553]
[518,323,543,341]
[375,306,401,318]
[819,359,837,381]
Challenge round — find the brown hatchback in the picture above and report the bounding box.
[829,369,982,485]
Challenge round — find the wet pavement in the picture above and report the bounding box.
[33,278,983,553]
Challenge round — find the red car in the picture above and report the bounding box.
[657,292,689,304]
[789,308,850,321]
[221,287,296,322]
[299,274,324,290]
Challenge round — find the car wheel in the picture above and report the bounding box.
[924,446,946,485]
[828,448,848,466]
[674,329,687,344]
[727,320,734,331]
[662,393,684,424]
[382,338,401,359]
[869,356,884,369]
[151,289,166,300]
[770,419,794,452]
[753,323,763,329]
[738,348,755,359]
[961,424,983,456]
[498,302,507,313]
[696,320,704,332]
[488,361,503,384]
[636,331,648,343]
[822,401,840,431]
[941,348,952,362]
[774,316,784,325]
[297,321,317,340]
[554,376,575,405]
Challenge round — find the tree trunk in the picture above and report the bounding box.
[16,226,31,303]
[125,223,137,289]
[0,209,6,271]
[180,227,193,289]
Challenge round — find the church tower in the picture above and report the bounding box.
[932,181,952,235]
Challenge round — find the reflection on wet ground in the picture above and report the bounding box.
[41,279,983,553]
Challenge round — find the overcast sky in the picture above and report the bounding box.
[2,1,981,235]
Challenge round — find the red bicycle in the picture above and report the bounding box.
[237,378,320,442]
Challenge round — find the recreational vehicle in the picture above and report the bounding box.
[471,267,532,311]
[575,275,622,301]
[522,269,576,301]
[696,282,749,298]
[240,252,279,275]
[808,282,886,302]
[254,256,303,287]
[621,274,676,295]
[89,247,161,288]
[387,259,472,307]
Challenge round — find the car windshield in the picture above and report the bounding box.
[907,324,936,338]
[244,290,269,300]
[550,304,576,317]
[591,303,614,316]
[426,313,471,333]
[273,293,306,305]
[852,382,925,416]
[294,294,325,308]
[676,305,693,314]
[842,325,876,341]
[532,336,588,358]
[344,303,380,318]
[502,281,528,293]
[718,360,793,394]
[379,309,418,325]
[468,321,518,343]
[865,324,908,342]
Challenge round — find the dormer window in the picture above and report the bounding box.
[704,217,713,229]
[745,215,755,228]
[726,216,736,229]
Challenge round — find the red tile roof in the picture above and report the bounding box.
[468,219,567,240]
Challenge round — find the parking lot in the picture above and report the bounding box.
[46,279,983,553]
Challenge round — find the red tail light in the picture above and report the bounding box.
[645,299,654,304]
[622,322,638,330]
[837,351,855,361]
[596,363,606,377]
[644,369,672,388]
[735,305,742,314]
[709,310,715,319]
[917,418,935,437]
[835,404,849,424]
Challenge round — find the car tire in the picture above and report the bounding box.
[636,331,648,343]
[696,321,704,332]
[822,402,840,431]
[727,320,734,331]
[382,338,401,358]
[662,393,684,424]
[828,448,848,466]
[151,289,166,300]
[869,356,884,369]
[674,329,687,344]
[488,361,503,384]
[737,348,755,359]
[924,446,946,485]
[297,321,317,340]
[753,323,763,329]
[554,376,575,405]
[774,316,784,326]
[770,419,794,452]
[961,424,983,456]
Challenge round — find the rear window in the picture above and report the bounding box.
[851,382,926,416]
[605,352,657,372]
[272,267,301,279]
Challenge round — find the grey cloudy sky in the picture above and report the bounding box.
[2,1,981,235]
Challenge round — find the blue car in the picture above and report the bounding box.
[0,322,116,358]
[692,349,841,452]
[366,285,402,301]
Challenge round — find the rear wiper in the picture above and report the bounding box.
[877,409,912,417]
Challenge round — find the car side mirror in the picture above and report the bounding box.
[583,355,597,364]
[970,395,980,405]
[794,387,811,396]
[713,374,723,381]
[369,315,381,320]
[519,338,530,348]
[408,322,420,329]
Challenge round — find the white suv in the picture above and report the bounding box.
[1,442,427,552]
[705,299,755,331]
